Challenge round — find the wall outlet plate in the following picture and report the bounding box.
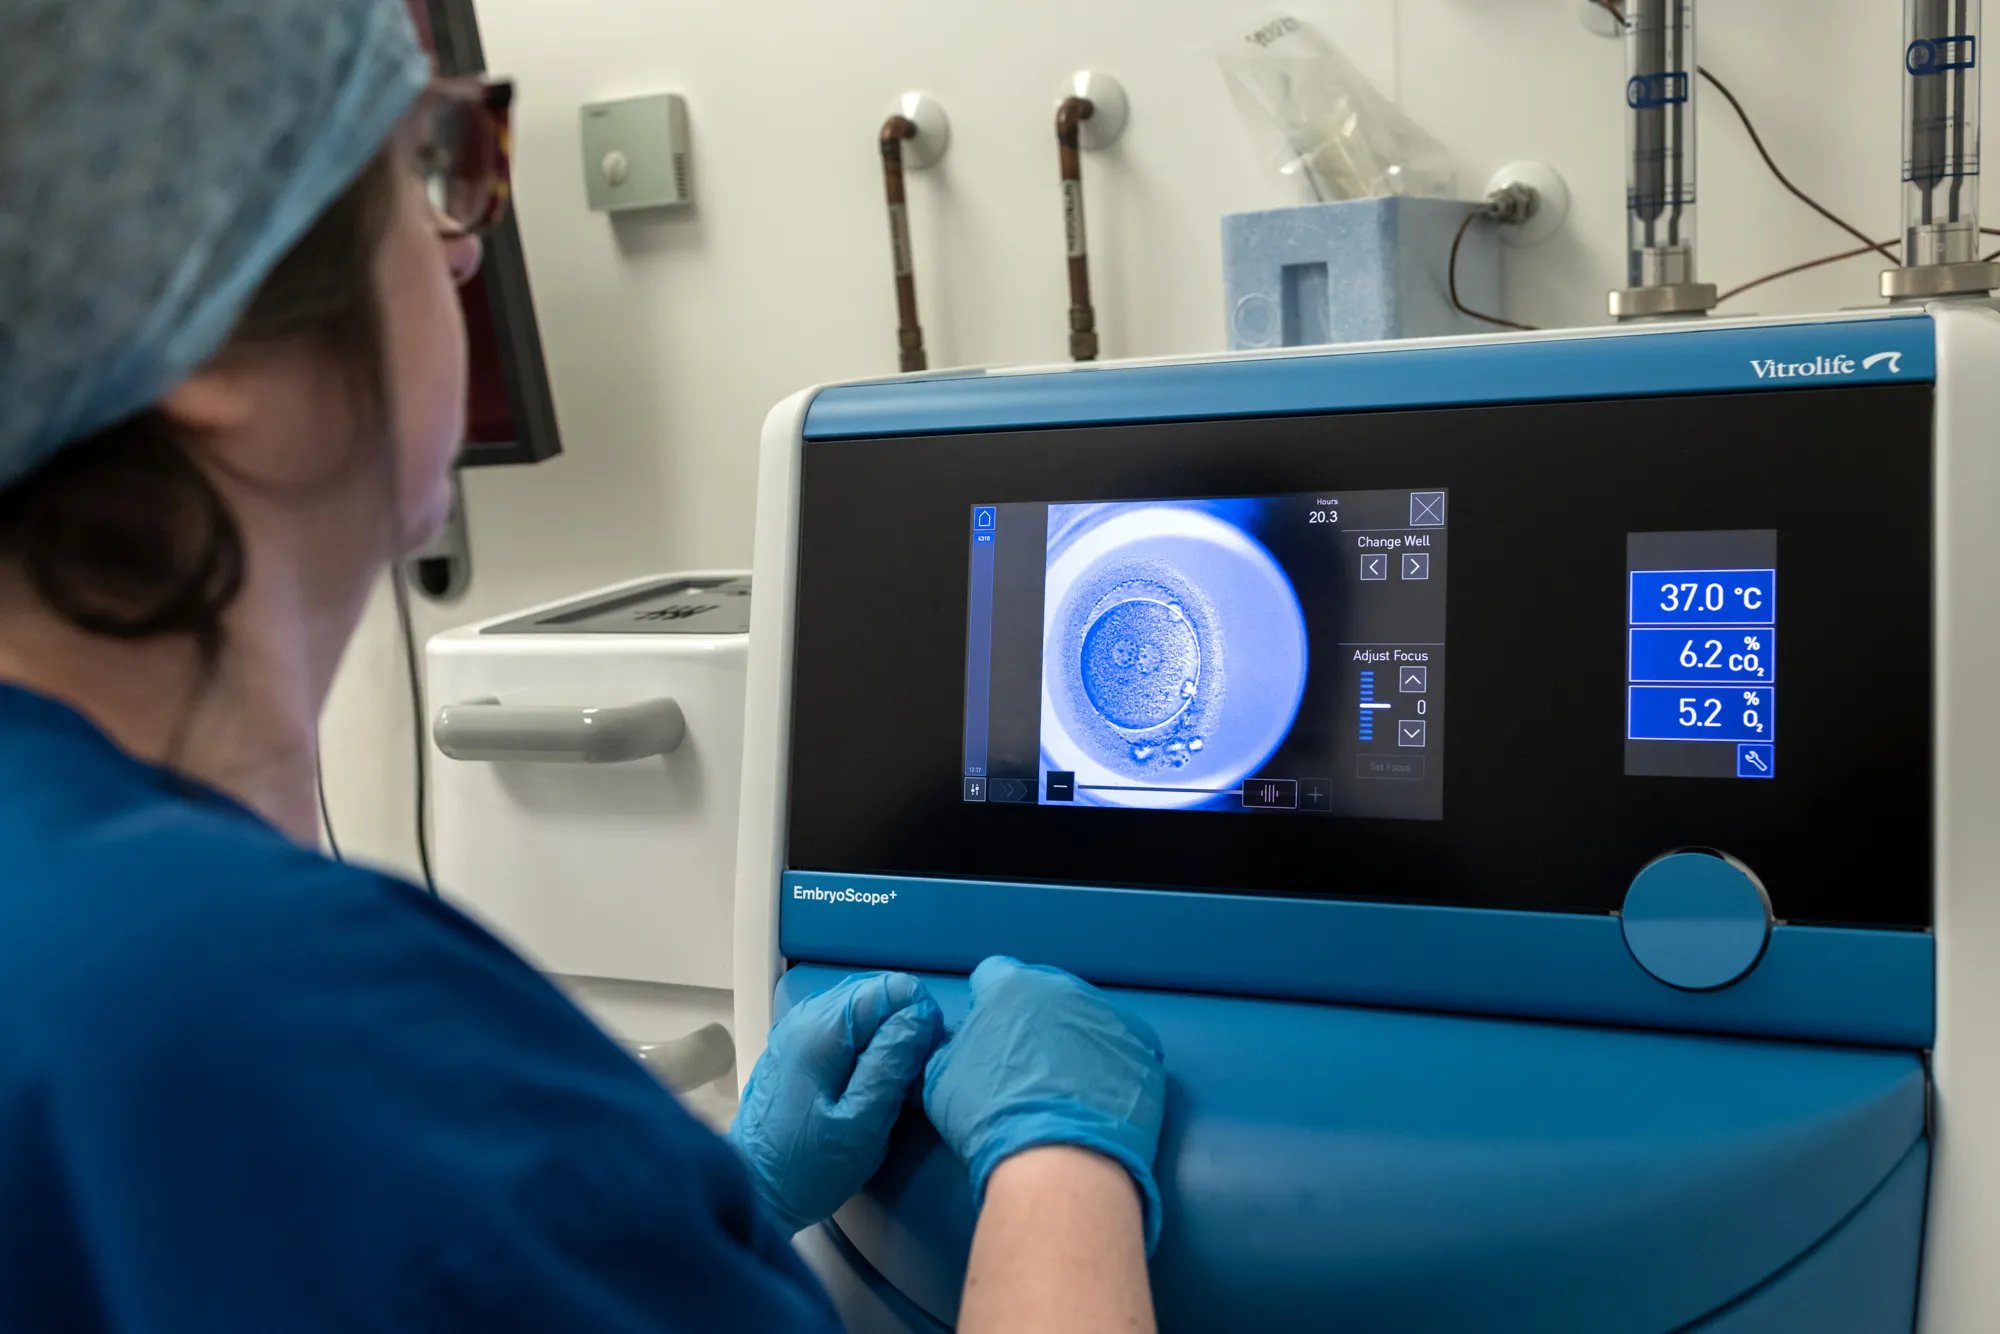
[1484,161,1572,247]
[581,93,693,213]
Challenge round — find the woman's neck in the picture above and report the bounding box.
[0,564,357,845]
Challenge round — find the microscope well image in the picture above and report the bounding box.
[1041,502,1307,808]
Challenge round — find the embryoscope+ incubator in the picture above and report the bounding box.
[730,304,2000,1332]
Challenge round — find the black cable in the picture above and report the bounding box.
[1449,210,1539,332]
[315,752,344,862]
[1717,239,1895,305]
[1699,68,1898,265]
[392,570,439,896]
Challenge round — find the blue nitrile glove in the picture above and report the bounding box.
[923,956,1167,1253]
[729,971,944,1235]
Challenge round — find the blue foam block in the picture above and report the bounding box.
[1222,197,1502,349]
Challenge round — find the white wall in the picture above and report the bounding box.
[321,0,1948,884]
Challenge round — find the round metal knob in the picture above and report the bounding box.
[1621,851,1772,991]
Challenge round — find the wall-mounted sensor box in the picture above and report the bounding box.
[581,93,693,213]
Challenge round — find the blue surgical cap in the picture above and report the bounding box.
[0,0,431,489]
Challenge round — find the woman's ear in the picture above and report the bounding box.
[157,368,256,436]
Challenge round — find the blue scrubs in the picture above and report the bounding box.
[0,684,840,1332]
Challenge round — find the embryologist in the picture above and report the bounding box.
[0,2,1166,1330]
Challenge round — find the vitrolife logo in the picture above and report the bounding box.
[791,883,899,907]
[1749,350,1903,380]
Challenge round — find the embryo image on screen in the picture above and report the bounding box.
[963,487,1446,820]
[1040,500,1310,809]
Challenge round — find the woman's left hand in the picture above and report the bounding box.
[728,972,943,1235]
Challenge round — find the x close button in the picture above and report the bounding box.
[1410,492,1446,526]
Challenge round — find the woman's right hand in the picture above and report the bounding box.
[923,956,1167,1252]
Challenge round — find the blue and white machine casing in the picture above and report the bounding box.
[732,305,2000,1332]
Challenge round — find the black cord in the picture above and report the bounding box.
[1449,210,1539,332]
[1717,232,2000,303]
[315,752,344,862]
[392,570,439,896]
[1718,239,1895,305]
[1699,68,1898,265]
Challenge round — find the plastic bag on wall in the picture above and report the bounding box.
[1218,14,1457,202]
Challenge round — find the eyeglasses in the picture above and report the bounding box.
[409,77,514,238]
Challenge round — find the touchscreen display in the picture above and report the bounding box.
[791,384,1930,923]
[962,488,1447,820]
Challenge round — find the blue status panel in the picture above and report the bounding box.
[1629,628,1775,684]
[1630,569,1776,625]
[1625,536,1779,781]
[1629,686,1775,744]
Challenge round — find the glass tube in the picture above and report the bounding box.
[1903,0,1983,268]
[1625,0,1698,288]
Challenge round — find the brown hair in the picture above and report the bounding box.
[0,150,401,660]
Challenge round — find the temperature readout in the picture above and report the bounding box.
[1629,570,1774,624]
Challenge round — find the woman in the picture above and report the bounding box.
[0,2,1167,1330]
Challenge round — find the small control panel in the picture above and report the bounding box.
[1626,530,1776,780]
[1328,489,1446,820]
[580,93,694,213]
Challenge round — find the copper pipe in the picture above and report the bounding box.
[879,115,927,373]
[1056,96,1098,362]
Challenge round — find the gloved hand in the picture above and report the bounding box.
[923,956,1167,1252]
[729,971,943,1236]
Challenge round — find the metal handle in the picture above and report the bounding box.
[433,696,686,764]
[629,1023,736,1093]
